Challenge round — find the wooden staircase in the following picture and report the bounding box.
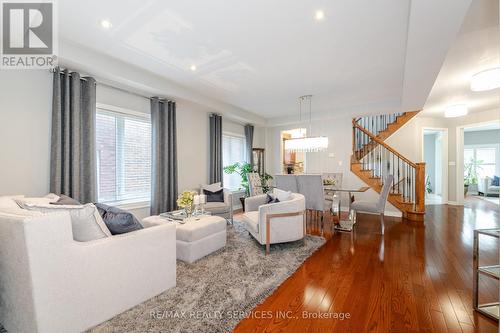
[350,111,426,222]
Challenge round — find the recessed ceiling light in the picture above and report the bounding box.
[470,67,500,92]
[444,104,468,118]
[314,10,325,21]
[190,64,197,71]
[100,19,112,29]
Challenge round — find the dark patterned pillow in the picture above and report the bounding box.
[266,193,280,204]
[94,203,143,235]
[492,175,500,186]
[203,189,225,202]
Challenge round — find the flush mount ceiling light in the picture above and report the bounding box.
[284,95,329,152]
[470,67,500,92]
[190,64,197,71]
[314,10,325,21]
[100,19,112,29]
[444,104,468,118]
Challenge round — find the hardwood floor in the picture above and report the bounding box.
[233,201,499,333]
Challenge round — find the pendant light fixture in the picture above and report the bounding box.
[284,95,328,152]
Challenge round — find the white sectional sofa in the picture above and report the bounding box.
[0,207,176,333]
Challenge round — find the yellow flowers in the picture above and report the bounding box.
[177,191,197,209]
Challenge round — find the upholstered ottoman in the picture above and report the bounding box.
[176,216,226,263]
[143,215,226,263]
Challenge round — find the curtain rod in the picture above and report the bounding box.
[48,68,172,102]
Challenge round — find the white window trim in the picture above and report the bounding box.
[97,103,150,119]
[96,103,152,206]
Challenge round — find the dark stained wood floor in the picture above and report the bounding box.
[233,198,499,332]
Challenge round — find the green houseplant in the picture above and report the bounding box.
[223,162,274,209]
[464,157,482,196]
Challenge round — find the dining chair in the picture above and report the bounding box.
[274,174,298,193]
[351,174,394,234]
[247,172,264,197]
[296,174,331,233]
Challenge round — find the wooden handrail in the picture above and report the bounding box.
[352,119,417,168]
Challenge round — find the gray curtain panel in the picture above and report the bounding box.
[150,98,178,215]
[244,124,254,165]
[209,114,223,184]
[50,68,97,203]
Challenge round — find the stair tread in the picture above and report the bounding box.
[351,110,424,222]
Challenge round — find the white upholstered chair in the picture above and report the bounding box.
[351,174,394,234]
[200,184,234,224]
[296,175,332,232]
[478,177,500,197]
[242,192,306,254]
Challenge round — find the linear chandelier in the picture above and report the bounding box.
[284,95,328,153]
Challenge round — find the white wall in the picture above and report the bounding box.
[0,70,52,196]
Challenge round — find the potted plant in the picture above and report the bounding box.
[425,175,432,196]
[464,157,482,196]
[223,162,273,210]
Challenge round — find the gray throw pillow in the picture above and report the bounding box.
[51,194,81,205]
[95,203,143,235]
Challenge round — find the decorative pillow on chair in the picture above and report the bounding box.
[492,176,500,186]
[203,188,225,202]
[94,203,143,235]
[202,182,222,192]
[266,193,280,204]
[273,188,292,202]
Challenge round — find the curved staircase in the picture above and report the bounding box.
[350,111,426,222]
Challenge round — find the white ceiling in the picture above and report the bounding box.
[422,0,500,117]
[464,122,500,131]
[58,0,476,120]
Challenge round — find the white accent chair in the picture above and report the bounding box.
[200,186,234,224]
[242,192,306,254]
[478,177,500,197]
[0,210,176,333]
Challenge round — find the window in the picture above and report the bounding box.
[464,146,497,180]
[96,108,151,204]
[223,133,246,190]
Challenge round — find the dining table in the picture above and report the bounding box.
[324,185,370,232]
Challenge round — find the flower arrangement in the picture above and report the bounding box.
[323,178,337,186]
[177,191,197,214]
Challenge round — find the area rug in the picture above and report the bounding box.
[0,221,325,333]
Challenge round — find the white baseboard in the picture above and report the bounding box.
[446,201,463,206]
[339,206,402,218]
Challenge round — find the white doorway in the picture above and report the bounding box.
[422,128,448,205]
